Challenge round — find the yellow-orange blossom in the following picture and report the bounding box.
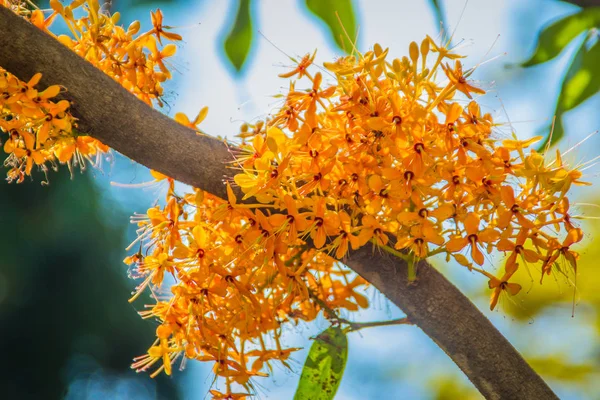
[0,1,590,399]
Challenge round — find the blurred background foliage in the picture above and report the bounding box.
[0,170,182,399]
[517,4,600,148]
[2,0,600,399]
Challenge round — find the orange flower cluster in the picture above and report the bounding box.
[44,0,181,105]
[231,39,589,311]
[1,0,182,182]
[0,68,84,182]
[126,38,590,398]
[125,182,367,393]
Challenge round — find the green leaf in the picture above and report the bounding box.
[539,38,600,149]
[305,0,357,53]
[224,0,253,72]
[294,327,348,400]
[521,8,600,67]
[559,39,600,110]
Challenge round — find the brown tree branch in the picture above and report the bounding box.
[561,0,600,7]
[0,7,558,399]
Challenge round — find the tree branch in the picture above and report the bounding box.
[0,7,557,399]
[561,0,600,7]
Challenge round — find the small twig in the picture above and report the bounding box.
[307,287,340,321]
[308,285,412,331]
[308,287,411,332]
[341,317,412,332]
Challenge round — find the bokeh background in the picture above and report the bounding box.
[1,0,599,399]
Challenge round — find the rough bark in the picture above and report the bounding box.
[0,6,558,399]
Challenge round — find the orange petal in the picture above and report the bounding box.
[446,237,468,252]
[445,102,463,124]
[505,282,522,296]
[464,213,480,235]
[162,44,177,57]
[500,185,516,206]
[563,228,583,247]
[471,244,484,266]
[489,288,501,310]
[40,85,61,99]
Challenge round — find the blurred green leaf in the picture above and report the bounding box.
[224,0,253,72]
[431,375,482,400]
[559,39,600,110]
[529,356,595,383]
[521,8,600,67]
[537,41,583,150]
[429,0,447,35]
[305,0,357,53]
[294,326,348,400]
[539,38,600,149]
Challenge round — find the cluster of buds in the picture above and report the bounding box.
[1,0,184,182]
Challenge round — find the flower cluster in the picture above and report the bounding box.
[1,0,186,182]
[232,39,588,311]
[0,68,83,182]
[126,38,590,398]
[125,181,368,395]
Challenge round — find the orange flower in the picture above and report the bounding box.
[149,9,182,44]
[306,197,338,248]
[268,195,309,242]
[475,264,522,311]
[396,224,444,258]
[446,213,499,266]
[443,60,485,99]
[174,106,209,132]
[330,211,360,259]
[541,227,583,282]
[497,228,540,272]
[278,50,316,79]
